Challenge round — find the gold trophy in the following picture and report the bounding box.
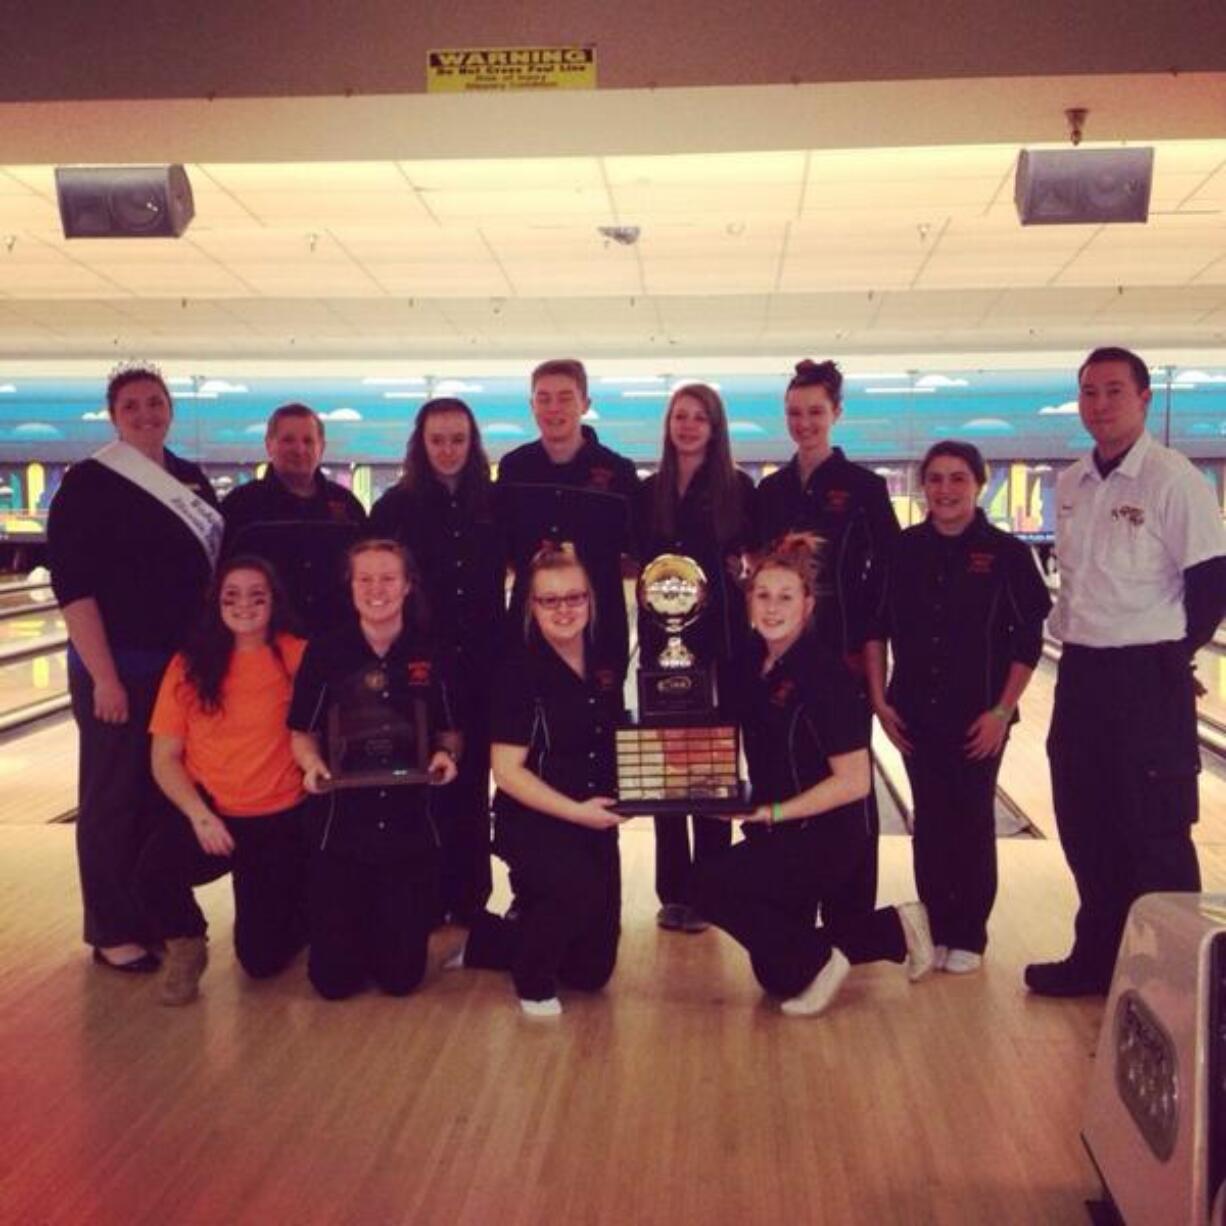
[615,554,748,814]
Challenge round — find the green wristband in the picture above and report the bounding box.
[990,703,1013,721]
[770,802,783,825]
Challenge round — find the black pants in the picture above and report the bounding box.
[69,664,165,948]
[654,814,731,906]
[687,810,905,999]
[903,740,1004,953]
[468,811,620,1002]
[433,710,493,923]
[1048,642,1201,979]
[307,845,440,1000]
[134,802,308,978]
[825,684,879,920]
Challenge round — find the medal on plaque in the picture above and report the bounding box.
[321,663,431,790]
[614,554,749,814]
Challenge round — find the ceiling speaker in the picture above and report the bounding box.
[1014,148,1154,226]
[55,165,195,238]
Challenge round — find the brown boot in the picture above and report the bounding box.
[159,937,208,1006]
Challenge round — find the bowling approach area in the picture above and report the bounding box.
[3,813,1224,1224]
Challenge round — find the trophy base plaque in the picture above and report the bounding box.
[319,694,431,791]
[613,723,751,815]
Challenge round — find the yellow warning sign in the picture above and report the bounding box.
[427,46,596,93]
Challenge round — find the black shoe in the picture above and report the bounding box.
[1023,958,1111,997]
[657,903,689,931]
[92,947,161,975]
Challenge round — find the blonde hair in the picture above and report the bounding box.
[523,540,597,643]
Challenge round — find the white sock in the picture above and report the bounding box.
[519,996,563,1017]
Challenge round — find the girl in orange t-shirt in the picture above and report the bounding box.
[136,555,308,1005]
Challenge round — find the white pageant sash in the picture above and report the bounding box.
[92,440,223,570]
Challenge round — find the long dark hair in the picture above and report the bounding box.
[650,383,746,546]
[399,397,492,512]
[181,555,298,713]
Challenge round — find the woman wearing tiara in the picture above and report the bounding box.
[635,383,754,933]
[753,359,900,914]
[448,542,626,1017]
[48,363,222,974]
[688,533,933,1018]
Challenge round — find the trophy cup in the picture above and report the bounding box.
[321,663,431,790]
[614,554,749,814]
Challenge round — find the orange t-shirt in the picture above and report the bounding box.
[150,634,307,817]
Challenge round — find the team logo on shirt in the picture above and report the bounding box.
[824,488,851,514]
[967,551,996,575]
[365,668,388,690]
[587,466,614,491]
[406,660,432,685]
[770,678,796,707]
[1111,504,1146,527]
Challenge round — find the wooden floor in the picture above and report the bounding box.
[7,821,1225,1226]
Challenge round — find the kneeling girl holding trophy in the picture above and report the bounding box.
[688,533,935,1017]
[289,539,459,1001]
[450,541,627,1017]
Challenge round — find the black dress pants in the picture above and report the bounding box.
[903,740,1004,953]
[69,664,165,948]
[687,810,906,999]
[1048,642,1201,980]
[467,811,621,1002]
[654,814,731,907]
[135,802,308,978]
[307,843,440,1000]
[434,704,493,923]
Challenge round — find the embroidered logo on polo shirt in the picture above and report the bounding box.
[406,660,432,685]
[594,667,619,692]
[1111,504,1145,527]
[588,466,614,491]
[967,551,996,575]
[364,668,388,690]
[824,488,851,514]
[770,678,796,707]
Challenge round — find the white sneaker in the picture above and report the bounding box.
[781,949,851,1017]
[933,945,949,972]
[942,949,983,975]
[519,996,563,1017]
[897,902,935,981]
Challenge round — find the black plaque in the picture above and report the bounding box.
[322,664,430,790]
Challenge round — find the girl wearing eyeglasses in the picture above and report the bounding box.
[448,542,627,1016]
[635,383,755,934]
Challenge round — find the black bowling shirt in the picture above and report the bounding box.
[221,469,366,635]
[490,640,625,823]
[497,433,639,669]
[753,449,900,659]
[48,449,219,657]
[869,510,1052,740]
[289,622,458,862]
[727,634,868,819]
[369,478,507,684]
[635,465,754,668]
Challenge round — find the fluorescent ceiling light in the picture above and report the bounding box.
[198,379,248,394]
[383,391,428,400]
[436,379,483,394]
[1038,401,1078,415]
[0,384,15,393]
[177,391,219,400]
[915,374,969,389]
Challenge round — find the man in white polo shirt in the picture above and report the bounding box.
[1025,347,1226,996]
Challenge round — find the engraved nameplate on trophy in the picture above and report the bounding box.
[322,663,430,790]
[615,553,749,815]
